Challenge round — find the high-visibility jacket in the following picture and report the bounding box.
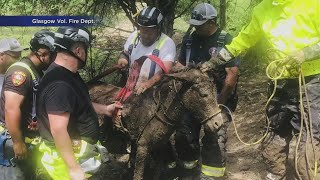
[226,0,320,78]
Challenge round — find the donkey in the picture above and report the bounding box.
[89,67,223,180]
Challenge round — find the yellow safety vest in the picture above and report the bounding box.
[226,0,320,78]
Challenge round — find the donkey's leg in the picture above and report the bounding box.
[133,118,175,180]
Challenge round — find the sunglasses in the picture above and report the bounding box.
[191,10,215,21]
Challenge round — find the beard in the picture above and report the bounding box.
[77,59,86,69]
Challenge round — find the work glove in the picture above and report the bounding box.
[218,47,234,63]
[285,50,305,65]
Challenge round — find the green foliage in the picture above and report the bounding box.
[0,0,268,82]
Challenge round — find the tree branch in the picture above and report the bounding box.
[116,0,137,27]
[174,0,197,19]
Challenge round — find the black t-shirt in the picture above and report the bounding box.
[37,63,99,143]
[0,57,42,136]
[178,28,240,93]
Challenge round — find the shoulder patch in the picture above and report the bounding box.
[11,71,27,86]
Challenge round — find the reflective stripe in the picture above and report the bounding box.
[130,31,139,44]
[25,136,41,145]
[156,36,167,49]
[182,160,198,169]
[39,140,102,180]
[8,62,36,80]
[167,161,177,169]
[0,126,4,133]
[201,164,225,177]
[148,35,168,79]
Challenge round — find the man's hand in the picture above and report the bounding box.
[106,102,123,117]
[69,166,87,180]
[13,141,28,160]
[117,58,129,70]
[134,82,151,95]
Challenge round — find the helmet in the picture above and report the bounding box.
[54,26,92,51]
[137,7,163,27]
[30,30,55,52]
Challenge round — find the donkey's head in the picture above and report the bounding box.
[167,68,223,131]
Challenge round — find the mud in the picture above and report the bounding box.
[89,68,221,179]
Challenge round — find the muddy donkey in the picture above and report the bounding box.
[89,67,224,180]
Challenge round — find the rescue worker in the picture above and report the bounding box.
[117,6,176,95]
[115,6,177,172]
[0,38,26,96]
[0,30,55,179]
[36,27,121,180]
[175,3,239,179]
[208,0,320,179]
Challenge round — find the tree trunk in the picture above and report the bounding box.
[157,0,177,37]
[219,0,226,29]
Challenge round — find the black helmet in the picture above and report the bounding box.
[30,30,55,52]
[54,26,92,51]
[137,7,163,27]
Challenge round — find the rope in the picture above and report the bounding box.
[226,55,286,146]
[230,49,318,180]
[264,49,317,179]
[221,103,269,146]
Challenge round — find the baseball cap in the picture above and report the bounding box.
[189,3,217,26]
[0,38,27,53]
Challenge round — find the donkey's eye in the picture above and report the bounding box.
[200,93,208,97]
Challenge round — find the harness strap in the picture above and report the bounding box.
[7,62,38,121]
[148,35,168,79]
[127,31,168,79]
[127,31,140,66]
[217,30,227,48]
[0,128,10,166]
[185,30,194,66]
[185,30,226,66]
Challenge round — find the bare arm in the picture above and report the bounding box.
[49,112,86,180]
[4,91,27,160]
[117,53,129,69]
[92,102,122,117]
[135,61,173,95]
[218,67,239,105]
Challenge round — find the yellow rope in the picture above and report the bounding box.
[295,71,304,180]
[226,57,286,146]
[301,69,318,180]
[227,49,318,177]
[220,102,269,146]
